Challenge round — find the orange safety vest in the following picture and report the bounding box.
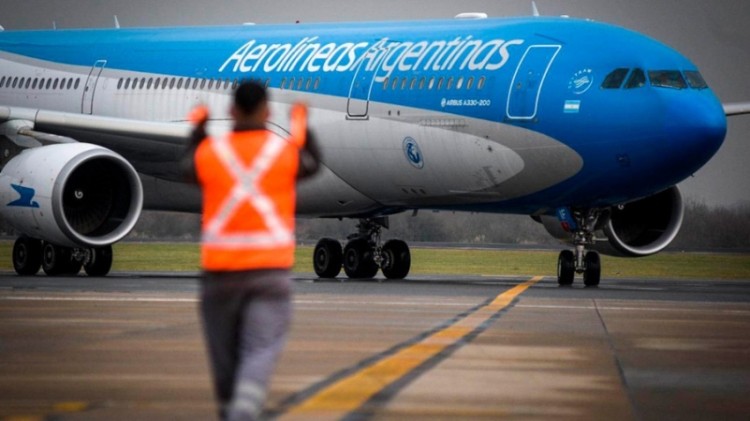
[195,104,307,271]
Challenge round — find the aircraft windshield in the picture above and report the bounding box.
[624,68,647,89]
[684,71,708,89]
[601,68,629,89]
[649,70,687,89]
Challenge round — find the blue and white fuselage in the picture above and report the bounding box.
[0,16,738,280]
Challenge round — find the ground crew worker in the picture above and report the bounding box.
[182,81,319,420]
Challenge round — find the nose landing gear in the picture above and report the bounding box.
[557,209,602,287]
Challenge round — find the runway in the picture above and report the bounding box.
[0,272,749,420]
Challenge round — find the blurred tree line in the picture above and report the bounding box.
[1,200,748,250]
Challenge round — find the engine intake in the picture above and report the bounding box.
[0,143,143,247]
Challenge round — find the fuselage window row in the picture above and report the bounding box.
[0,76,81,91]
[382,75,483,91]
[115,76,277,92]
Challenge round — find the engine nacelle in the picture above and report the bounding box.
[599,186,684,257]
[539,186,684,257]
[0,143,143,247]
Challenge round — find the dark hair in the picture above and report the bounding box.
[233,80,267,115]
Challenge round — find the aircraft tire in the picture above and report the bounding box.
[557,250,575,286]
[381,240,411,279]
[42,243,80,276]
[84,245,113,277]
[583,251,601,287]
[12,236,42,276]
[313,238,342,278]
[343,239,378,279]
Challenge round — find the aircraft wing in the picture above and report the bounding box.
[0,106,193,180]
[724,102,750,116]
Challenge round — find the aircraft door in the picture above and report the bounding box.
[347,43,389,119]
[81,60,107,115]
[506,45,560,120]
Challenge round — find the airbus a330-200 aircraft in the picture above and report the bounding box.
[0,13,748,285]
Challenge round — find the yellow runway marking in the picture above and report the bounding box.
[279,276,543,420]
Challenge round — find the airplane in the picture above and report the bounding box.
[1,13,748,285]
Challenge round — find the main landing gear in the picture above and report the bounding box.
[556,210,602,287]
[12,235,114,276]
[313,217,411,280]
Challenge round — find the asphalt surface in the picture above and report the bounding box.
[0,272,748,420]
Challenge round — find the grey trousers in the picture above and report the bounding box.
[201,269,292,421]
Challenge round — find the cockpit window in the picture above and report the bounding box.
[684,71,708,89]
[649,70,687,89]
[624,68,646,89]
[601,68,629,89]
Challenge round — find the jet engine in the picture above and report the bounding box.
[0,143,143,248]
[540,186,684,257]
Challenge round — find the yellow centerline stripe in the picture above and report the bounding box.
[280,276,543,420]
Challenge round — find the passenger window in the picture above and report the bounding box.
[38,78,44,89]
[314,77,320,90]
[32,78,38,89]
[477,76,486,90]
[392,77,399,90]
[233,78,239,90]
[19,77,25,88]
[280,77,286,89]
[0,76,5,87]
[466,76,474,89]
[409,77,417,90]
[169,78,176,89]
[428,77,435,90]
[456,77,464,89]
[147,78,154,89]
[207,78,214,89]
[123,78,131,89]
[446,77,454,90]
[155,78,161,89]
[601,68,629,89]
[176,78,183,89]
[437,77,444,89]
[305,78,311,90]
[45,79,52,89]
[624,68,646,89]
[52,78,59,89]
[382,77,389,90]
[297,78,304,90]
[117,78,123,89]
[25,78,32,89]
[684,71,708,89]
[58,78,65,89]
[140,78,147,89]
[162,78,169,89]
[200,79,206,89]
[67,79,73,89]
[419,77,425,90]
[649,70,687,89]
[74,78,80,89]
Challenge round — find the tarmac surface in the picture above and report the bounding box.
[0,272,749,420]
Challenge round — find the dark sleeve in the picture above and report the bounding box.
[179,124,206,185]
[297,128,321,180]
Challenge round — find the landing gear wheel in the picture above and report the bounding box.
[557,250,575,286]
[13,236,42,275]
[42,243,80,276]
[343,239,378,279]
[313,238,342,278]
[583,251,601,287]
[381,240,411,279]
[84,246,113,276]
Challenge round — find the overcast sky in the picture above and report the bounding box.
[1,0,748,206]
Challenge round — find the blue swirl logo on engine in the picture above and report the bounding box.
[7,184,40,208]
[403,137,424,169]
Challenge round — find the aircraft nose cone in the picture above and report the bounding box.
[665,94,726,175]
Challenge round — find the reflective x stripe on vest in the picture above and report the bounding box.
[202,133,294,248]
